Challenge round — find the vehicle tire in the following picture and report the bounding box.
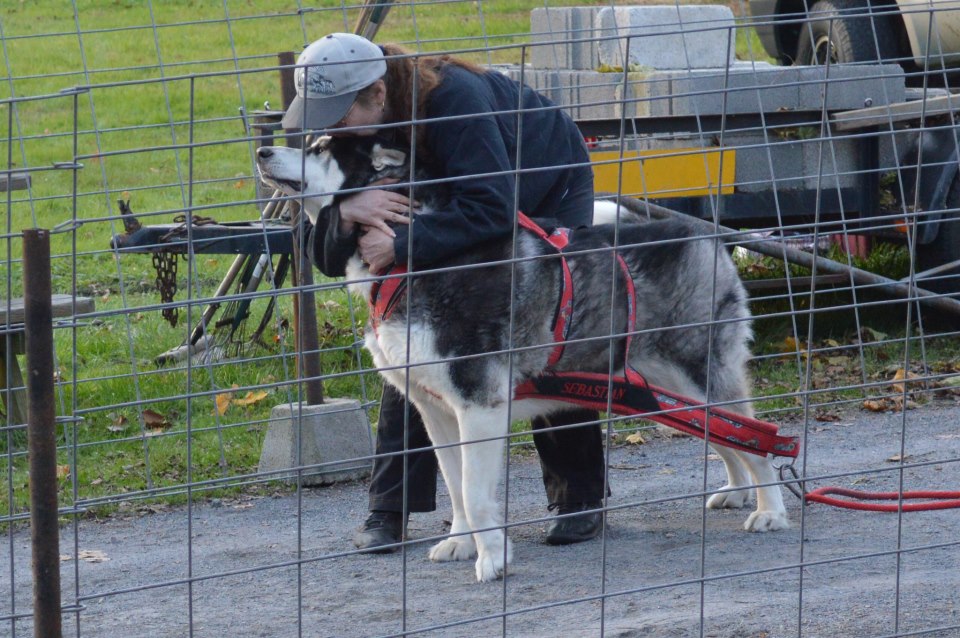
[917,178,960,296]
[794,0,897,65]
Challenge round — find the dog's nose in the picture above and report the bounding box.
[257,147,274,160]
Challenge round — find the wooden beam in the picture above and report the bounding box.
[0,172,30,193]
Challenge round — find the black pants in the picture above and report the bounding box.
[368,383,606,513]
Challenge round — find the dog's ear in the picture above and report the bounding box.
[307,135,331,154]
[371,143,407,171]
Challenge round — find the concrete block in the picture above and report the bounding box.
[529,7,601,70]
[596,6,737,70]
[504,67,671,119]
[796,64,905,110]
[663,64,800,116]
[259,397,372,486]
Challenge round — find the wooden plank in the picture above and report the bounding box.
[0,294,95,326]
[832,94,960,131]
[0,172,30,192]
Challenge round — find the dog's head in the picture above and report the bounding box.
[255,136,409,225]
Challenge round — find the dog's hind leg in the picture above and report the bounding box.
[456,404,513,583]
[415,400,478,564]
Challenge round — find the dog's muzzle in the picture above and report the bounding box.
[256,147,306,192]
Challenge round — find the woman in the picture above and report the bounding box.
[284,33,606,552]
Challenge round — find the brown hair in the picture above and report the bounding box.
[356,43,486,158]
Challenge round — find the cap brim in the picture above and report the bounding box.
[281,91,358,130]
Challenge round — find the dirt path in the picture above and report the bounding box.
[5,404,960,638]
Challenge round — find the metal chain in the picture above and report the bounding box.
[153,249,181,328]
[151,213,218,328]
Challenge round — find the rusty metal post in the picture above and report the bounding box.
[289,201,324,405]
[23,229,62,638]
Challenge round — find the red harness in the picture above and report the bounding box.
[366,214,800,459]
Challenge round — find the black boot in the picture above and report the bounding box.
[545,502,603,545]
[353,511,405,553]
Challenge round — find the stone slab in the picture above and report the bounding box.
[596,5,737,70]
[529,6,601,70]
[259,397,372,486]
[502,67,671,119]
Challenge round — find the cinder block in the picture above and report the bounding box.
[529,7,601,70]
[259,398,372,486]
[596,6,737,70]
[796,64,905,110]
[664,64,801,116]
[504,67,671,119]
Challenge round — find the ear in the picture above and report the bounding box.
[371,144,407,171]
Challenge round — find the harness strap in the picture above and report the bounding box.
[369,265,408,330]
[513,214,798,459]
[514,372,800,458]
[517,212,572,367]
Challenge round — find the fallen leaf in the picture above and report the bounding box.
[215,391,233,416]
[108,414,129,433]
[940,375,960,388]
[77,550,110,563]
[890,368,922,393]
[624,432,646,445]
[233,390,269,407]
[886,453,912,463]
[56,465,70,481]
[815,411,841,422]
[863,399,889,412]
[781,336,800,353]
[142,409,170,430]
[860,326,888,343]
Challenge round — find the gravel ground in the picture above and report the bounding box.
[4,403,960,638]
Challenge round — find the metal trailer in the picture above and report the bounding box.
[500,72,958,300]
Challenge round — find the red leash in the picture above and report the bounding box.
[805,486,960,512]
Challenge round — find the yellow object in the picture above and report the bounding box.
[591,148,735,198]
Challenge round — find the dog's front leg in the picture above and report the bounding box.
[458,405,513,583]
[414,399,477,563]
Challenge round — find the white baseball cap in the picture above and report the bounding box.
[282,33,387,130]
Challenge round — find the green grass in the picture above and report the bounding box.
[1,2,947,525]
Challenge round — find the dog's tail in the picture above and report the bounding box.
[591,197,648,226]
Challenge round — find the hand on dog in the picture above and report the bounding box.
[339,179,415,238]
[358,227,397,274]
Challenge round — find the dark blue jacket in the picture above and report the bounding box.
[310,63,592,276]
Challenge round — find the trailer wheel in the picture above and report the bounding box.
[917,179,960,296]
[794,0,897,66]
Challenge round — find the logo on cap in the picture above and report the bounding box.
[296,67,337,97]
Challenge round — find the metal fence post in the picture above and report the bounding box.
[23,229,62,638]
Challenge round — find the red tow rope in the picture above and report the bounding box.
[805,486,960,512]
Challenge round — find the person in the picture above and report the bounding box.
[282,33,607,552]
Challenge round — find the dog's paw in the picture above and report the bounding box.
[474,540,512,583]
[743,509,790,532]
[706,487,751,510]
[428,537,477,562]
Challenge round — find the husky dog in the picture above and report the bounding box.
[256,137,789,582]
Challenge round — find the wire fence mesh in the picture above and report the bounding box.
[2,1,960,637]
